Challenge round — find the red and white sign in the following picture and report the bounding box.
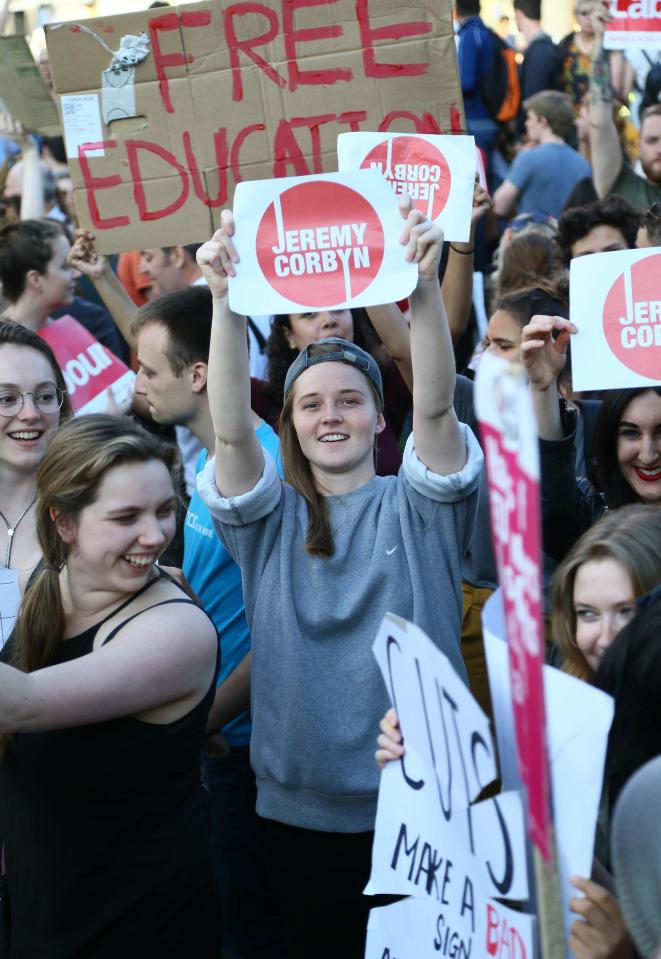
[475,353,553,863]
[337,132,476,242]
[39,316,136,415]
[570,247,661,391]
[605,0,661,49]
[229,170,417,315]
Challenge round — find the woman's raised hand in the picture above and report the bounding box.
[399,195,444,283]
[196,210,240,299]
[569,876,634,959]
[68,228,107,280]
[375,707,405,769]
[520,314,576,392]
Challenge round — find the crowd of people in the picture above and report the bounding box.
[0,0,660,957]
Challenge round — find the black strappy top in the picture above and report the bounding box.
[0,579,219,958]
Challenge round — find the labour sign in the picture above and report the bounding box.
[570,247,661,391]
[604,0,661,50]
[39,315,136,414]
[228,169,417,315]
[337,132,476,242]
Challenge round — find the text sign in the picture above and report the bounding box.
[475,354,552,863]
[0,36,61,135]
[570,247,661,391]
[365,613,534,959]
[338,132,476,242]
[39,316,135,415]
[229,170,417,313]
[45,0,465,254]
[483,592,614,958]
[605,0,661,49]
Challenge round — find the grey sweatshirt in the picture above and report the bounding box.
[197,427,483,833]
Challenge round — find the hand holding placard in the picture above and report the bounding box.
[520,315,576,392]
[398,194,445,280]
[196,211,240,299]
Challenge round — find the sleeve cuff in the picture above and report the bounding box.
[403,423,484,503]
[196,450,281,526]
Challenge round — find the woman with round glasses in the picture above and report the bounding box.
[0,321,72,645]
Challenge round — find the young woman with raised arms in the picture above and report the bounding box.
[195,198,483,958]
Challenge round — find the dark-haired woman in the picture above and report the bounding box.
[195,201,482,958]
[0,414,218,957]
[521,313,661,561]
[0,321,72,645]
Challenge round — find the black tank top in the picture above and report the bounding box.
[0,583,219,958]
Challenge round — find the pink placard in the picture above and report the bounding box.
[39,316,135,415]
[476,354,552,861]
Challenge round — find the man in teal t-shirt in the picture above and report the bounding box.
[133,284,288,959]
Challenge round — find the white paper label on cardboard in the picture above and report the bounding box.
[60,94,104,160]
[570,247,661,391]
[483,591,614,957]
[229,170,418,315]
[337,132,476,243]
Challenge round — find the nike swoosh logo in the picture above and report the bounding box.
[386,546,399,556]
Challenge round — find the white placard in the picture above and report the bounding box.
[60,93,104,160]
[229,170,418,315]
[366,894,536,959]
[570,247,661,391]
[365,613,534,958]
[337,132,476,242]
[483,591,614,958]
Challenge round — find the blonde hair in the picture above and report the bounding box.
[551,505,661,681]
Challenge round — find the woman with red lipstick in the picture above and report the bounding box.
[0,414,219,957]
[0,322,72,646]
[520,313,661,561]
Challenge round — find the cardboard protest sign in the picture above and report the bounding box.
[44,0,465,254]
[229,170,417,314]
[365,613,534,959]
[570,247,661,392]
[39,316,136,415]
[337,132,476,242]
[0,36,61,136]
[483,591,615,958]
[604,0,661,50]
[475,353,552,864]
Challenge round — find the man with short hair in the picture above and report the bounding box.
[139,244,203,298]
[588,7,661,209]
[132,284,288,959]
[454,0,499,160]
[513,0,562,100]
[556,195,640,263]
[494,90,590,219]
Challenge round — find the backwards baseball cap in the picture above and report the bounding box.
[283,337,384,407]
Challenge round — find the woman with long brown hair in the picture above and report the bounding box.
[0,414,219,957]
[194,200,482,958]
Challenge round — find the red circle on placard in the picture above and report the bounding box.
[360,136,452,221]
[256,181,384,308]
[602,253,661,380]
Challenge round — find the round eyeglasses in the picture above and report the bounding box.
[0,387,66,417]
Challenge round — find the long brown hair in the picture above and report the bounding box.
[0,320,73,422]
[11,414,178,675]
[551,505,661,681]
[279,350,383,559]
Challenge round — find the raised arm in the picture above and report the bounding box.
[442,177,493,343]
[364,302,412,390]
[588,4,624,198]
[196,212,263,497]
[520,313,575,440]
[405,201,466,476]
[68,229,138,349]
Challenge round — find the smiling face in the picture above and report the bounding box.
[617,390,661,503]
[291,361,385,490]
[573,557,637,672]
[38,234,76,311]
[285,310,354,351]
[62,459,176,591]
[0,344,62,474]
[484,309,522,362]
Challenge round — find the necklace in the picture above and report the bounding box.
[0,496,37,568]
